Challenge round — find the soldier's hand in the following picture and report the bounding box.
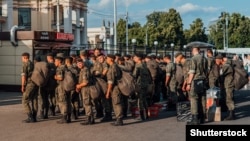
[21,86,25,93]
[186,85,191,91]
[105,94,110,99]
[182,86,186,92]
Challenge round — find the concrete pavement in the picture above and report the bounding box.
[0,88,249,141]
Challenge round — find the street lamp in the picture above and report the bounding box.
[132,38,137,54]
[164,44,167,56]
[183,45,187,56]
[171,43,174,60]
[154,41,158,55]
[99,34,104,49]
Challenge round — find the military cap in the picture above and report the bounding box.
[76,58,83,63]
[215,54,223,59]
[174,52,183,58]
[115,53,121,57]
[56,52,65,58]
[134,53,144,59]
[47,53,54,57]
[54,56,63,61]
[106,54,116,60]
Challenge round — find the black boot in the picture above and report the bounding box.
[50,106,56,116]
[44,109,49,119]
[23,113,35,123]
[111,118,123,126]
[95,110,104,118]
[100,112,112,122]
[39,110,45,119]
[33,112,37,122]
[145,109,149,120]
[187,115,199,125]
[72,109,78,120]
[224,110,235,120]
[80,116,95,125]
[123,108,128,118]
[57,114,67,124]
[67,113,71,123]
[136,110,145,121]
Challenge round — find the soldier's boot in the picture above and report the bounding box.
[100,112,112,122]
[145,109,149,120]
[55,105,60,113]
[136,110,145,121]
[33,112,37,122]
[50,106,56,116]
[57,114,67,124]
[23,113,35,123]
[95,109,104,118]
[44,108,49,119]
[67,113,71,123]
[187,115,199,125]
[72,109,78,120]
[111,118,123,126]
[39,110,45,119]
[224,110,235,121]
[80,116,95,125]
[123,108,128,118]
[199,113,206,124]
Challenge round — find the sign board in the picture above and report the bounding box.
[55,32,74,41]
[34,31,55,41]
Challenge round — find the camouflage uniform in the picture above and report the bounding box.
[165,62,177,106]
[207,56,216,88]
[220,61,235,120]
[56,65,72,123]
[188,54,208,125]
[106,63,123,121]
[21,60,39,122]
[79,67,95,124]
[133,62,151,120]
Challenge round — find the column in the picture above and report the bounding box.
[63,6,72,33]
[83,9,88,45]
[75,8,81,45]
[2,0,13,31]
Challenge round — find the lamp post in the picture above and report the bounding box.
[99,34,104,49]
[154,41,158,55]
[171,43,174,60]
[183,45,187,56]
[164,44,167,56]
[132,38,136,54]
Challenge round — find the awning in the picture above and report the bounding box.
[33,41,72,50]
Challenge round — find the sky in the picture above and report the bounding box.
[87,0,250,29]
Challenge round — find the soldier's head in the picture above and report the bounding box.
[163,54,172,63]
[21,52,30,63]
[54,56,63,67]
[34,56,41,64]
[207,49,213,57]
[174,52,183,64]
[133,53,143,63]
[46,53,54,63]
[97,53,105,63]
[106,54,115,65]
[215,54,223,65]
[76,58,84,69]
[144,54,152,62]
[94,48,102,57]
[64,56,73,66]
[191,47,200,55]
[79,50,88,60]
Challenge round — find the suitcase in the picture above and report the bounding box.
[176,101,192,122]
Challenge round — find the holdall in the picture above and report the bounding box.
[95,77,107,94]
[88,82,101,100]
[117,71,136,96]
[31,61,49,87]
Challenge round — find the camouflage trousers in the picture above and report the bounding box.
[56,85,72,115]
[111,86,123,119]
[22,81,39,115]
[81,87,94,117]
[189,83,206,116]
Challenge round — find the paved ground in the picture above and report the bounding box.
[0,87,250,141]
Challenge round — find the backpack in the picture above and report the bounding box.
[117,70,136,96]
[233,65,249,90]
[175,63,184,87]
[62,67,78,92]
[31,61,49,87]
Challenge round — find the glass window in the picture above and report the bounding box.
[53,5,64,25]
[18,8,31,30]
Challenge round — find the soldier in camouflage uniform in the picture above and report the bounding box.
[21,52,38,123]
[106,54,124,126]
[215,55,235,120]
[54,56,72,124]
[186,47,208,125]
[163,54,177,109]
[206,49,216,88]
[76,59,96,125]
[180,55,191,100]
[133,53,152,120]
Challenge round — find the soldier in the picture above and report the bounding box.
[76,59,95,125]
[133,53,152,121]
[65,56,79,120]
[180,55,191,100]
[21,52,38,123]
[54,56,72,124]
[79,50,92,69]
[45,53,57,116]
[186,47,208,125]
[105,54,124,126]
[163,54,177,109]
[216,55,235,120]
[206,49,216,88]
